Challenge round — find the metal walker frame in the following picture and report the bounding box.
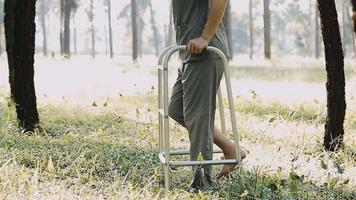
[158,45,241,190]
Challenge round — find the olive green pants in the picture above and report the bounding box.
[168,58,224,190]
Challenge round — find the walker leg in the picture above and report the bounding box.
[218,87,227,135]
[223,61,242,163]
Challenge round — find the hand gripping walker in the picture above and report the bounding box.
[158,45,241,190]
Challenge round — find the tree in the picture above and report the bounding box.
[131,0,138,61]
[38,0,52,56]
[0,0,4,56]
[87,0,96,57]
[263,0,271,59]
[105,0,114,58]
[249,0,254,59]
[315,3,321,58]
[4,0,40,132]
[352,0,356,33]
[317,0,346,151]
[61,0,77,57]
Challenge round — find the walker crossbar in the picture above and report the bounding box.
[158,45,241,190]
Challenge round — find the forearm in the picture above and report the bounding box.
[202,0,228,42]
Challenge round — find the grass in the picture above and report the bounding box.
[1,94,355,199]
[0,56,355,199]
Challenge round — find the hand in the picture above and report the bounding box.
[187,36,209,54]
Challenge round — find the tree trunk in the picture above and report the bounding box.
[263,0,271,59]
[72,11,77,55]
[317,0,346,151]
[63,0,71,57]
[347,1,356,56]
[149,1,159,57]
[342,1,347,56]
[60,0,64,55]
[131,0,138,61]
[249,0,253,59]
[89,0,95,58]
[351,0,356,33]
[4,0,40,132]
[223,1,233,60]
[107,0,113,58]
[0,26,3,56]
[166,3,174,47]
[39,0,47,57]
[315,4,321,58]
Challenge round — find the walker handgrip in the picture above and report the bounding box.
[160,45,227,71]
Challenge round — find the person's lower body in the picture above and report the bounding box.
[168,58,223,190]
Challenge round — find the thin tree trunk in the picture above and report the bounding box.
[346,1,356,56]
[249,0,253,59]
[351,0,356,33]
[107,0,113,58]
[4,0,40,132]
[342,1,347,56]
[309,0,314,56]
[149,1,159,56]
[63,0,71,57]
[166,3,174,47]
[317,0,346,151]
[60,0,64,55]
[131,0,138,61]
[138,20,143,58]
[315,4,321,58]
[0,26,3,56]
[89,0,95,58]
[263,0,271,59]
[40,1,47,56]
[72,11,77,55]
[223,1,233,60]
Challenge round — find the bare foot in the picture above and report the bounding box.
[217,149,246,179]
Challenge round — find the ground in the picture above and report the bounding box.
[0,54,355,199]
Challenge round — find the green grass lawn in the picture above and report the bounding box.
[0,57,355,199]
[0,94,355,199]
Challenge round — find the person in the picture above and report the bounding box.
[168,0,246,191]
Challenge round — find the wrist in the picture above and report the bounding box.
[201,32,213,43]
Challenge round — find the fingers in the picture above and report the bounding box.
[187,41,199,54]
[187,38,206,54]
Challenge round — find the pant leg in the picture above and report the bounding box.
[182,58,224,190]
[168,66,186,127]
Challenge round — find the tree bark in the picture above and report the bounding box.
[4,0,40,132]
[342,1,347,56]
[351,0,356,33]
[39,0,47,56]
[107,0,113,58]
[60,0,64,55]
[317,0,346,151]
[149,1,159,56]
[0,26,3,56]
[89,0,95,58]
[131,0,138,61]
[263,0,271,59]
[346,1,356,56]
[63,0,71,57]
[223,0,233,60]
[72,11,77,55]
[249,0,253,59]
[315,4,321,58]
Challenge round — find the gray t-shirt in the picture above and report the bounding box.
[172,0,230,62]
